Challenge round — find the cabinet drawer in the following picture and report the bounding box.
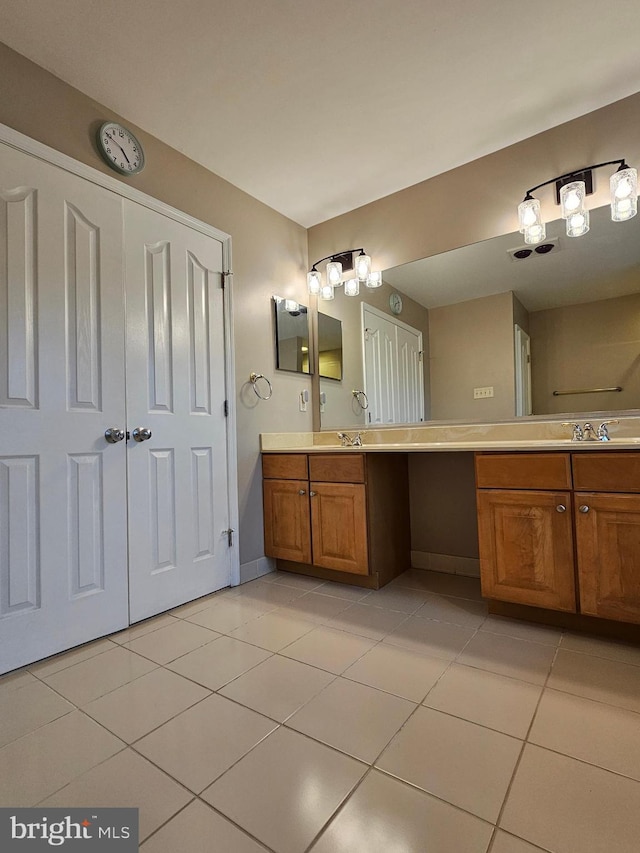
[572,452,640,493]
[475,453,571,490]
[308,453,365,483]
[262,454,308,480]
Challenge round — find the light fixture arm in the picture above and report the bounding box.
[309,248,366,270]
[522,159,628,201]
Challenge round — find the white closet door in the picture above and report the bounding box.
[397,325,424,423]
[363,305,424,425]
[363,309,395,424]
[124,201,230,622]
[0,145,128,674]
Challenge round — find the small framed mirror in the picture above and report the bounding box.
[273,296,310,374]
[318,312,343,380]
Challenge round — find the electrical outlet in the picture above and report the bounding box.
[473,386,494,399]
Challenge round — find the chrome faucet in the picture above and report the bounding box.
[583,422,598,441]
[562,422,584,441]
[597,419,619,441]
[337,431,362,447]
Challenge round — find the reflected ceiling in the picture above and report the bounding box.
[383,208,640,312]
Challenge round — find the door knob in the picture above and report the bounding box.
[579,505,590,513]
[104,427,125,444]
[556,504,566,513]
[132,427,153,442]
[298,489,306,496]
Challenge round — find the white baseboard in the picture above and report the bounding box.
[239,556,276,584]
[410,551,480,578]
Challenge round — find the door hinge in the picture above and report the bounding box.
[224,528,235,547]
[224,399,229,417]
[221,270,233,289]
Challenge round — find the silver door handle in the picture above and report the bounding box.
[105,427,125,444]
[579,505,590,513]
[132,427,152,442]
[556,504,566,513]
[298,489,306,495]
[309,490,316,497]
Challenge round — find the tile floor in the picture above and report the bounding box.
[2,569,640,852]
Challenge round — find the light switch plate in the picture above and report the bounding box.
[473,386,494,399]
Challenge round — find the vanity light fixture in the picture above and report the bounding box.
[307,248,381,299]
[518,159,637,243]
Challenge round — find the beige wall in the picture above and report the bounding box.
[530,293,640,415]
[428,292,516,420]
[0,43,309,566]
[408,453,478,559]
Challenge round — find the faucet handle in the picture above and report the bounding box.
[562,422,584,441]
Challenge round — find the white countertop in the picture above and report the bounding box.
[261,439,640,453]
[260,422,640,453]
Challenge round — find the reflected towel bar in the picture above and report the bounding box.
[553,386,622,396]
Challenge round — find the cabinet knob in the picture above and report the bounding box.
[298,489,306,496]
[309,490,316,497]
[579,505,590,513]
[556,504,566,513]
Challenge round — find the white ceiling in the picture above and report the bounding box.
[2,0,640,227]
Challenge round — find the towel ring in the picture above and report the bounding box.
[249,372,273,400]
[352,389,369,410]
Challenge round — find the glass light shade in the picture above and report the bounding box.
[566,209,590,237]
[518,197,542,233]
[355,253,371,282]
[307,270,321,295]
[284,299,299,312]
[344,277,360,296]
[523,222,546,244]
[560,181,586,219]
[326,261,343,286]
[320,283,335,300]
[366,270,383,288]
[611,167,638,221]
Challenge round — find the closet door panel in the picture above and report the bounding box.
[124,201,230,621]
[0,143,128,675]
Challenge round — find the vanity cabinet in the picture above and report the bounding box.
[573,454,640,624]
[262,452,410,588]
[476,454,576,612]
[476,451,640,624]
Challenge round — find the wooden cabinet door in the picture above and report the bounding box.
[310,482,369,575]
[576,492,640,624]
[263,479,311,563]
[477,490,576,612]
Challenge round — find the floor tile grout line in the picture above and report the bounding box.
[487,827,553,853]
[490,638,562,838]
[192,797,278,853]
[534,681,640,717]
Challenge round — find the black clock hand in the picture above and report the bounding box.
[106,132,131,165]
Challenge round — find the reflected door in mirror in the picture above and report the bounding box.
[363,305,424,424]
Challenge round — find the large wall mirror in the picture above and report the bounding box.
[316,204,640,429]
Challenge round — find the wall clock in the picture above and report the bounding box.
[389,292,403,315]
[96,122,145,175]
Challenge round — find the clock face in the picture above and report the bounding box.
[97,122,145,175]
[390,293,403,314]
